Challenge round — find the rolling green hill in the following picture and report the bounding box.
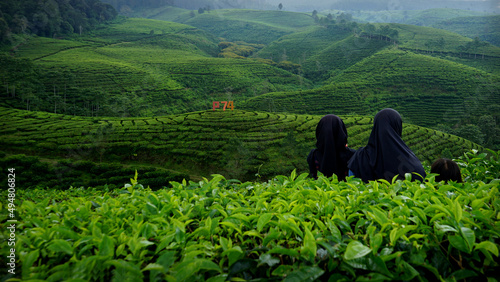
[2,17,312,116]
[1,8,498,150]
[243,48,500,129]
[300,35,392,81]
[400,8,488,26]
[178,9,315,44]
[349,8,488,26]
[0,107,482,184]
[255,25,352,63]
[128,5,193,22]
[390,23,500,56]
[433,15,500,47]
[254,21,500,80]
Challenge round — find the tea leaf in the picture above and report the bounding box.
[449,235,469,253]
[141,263,164,272]
[326,219,342,243]
[98,235,115,258]
[284,265,324,282]
[366,207,389,227]
[173,259,222,281]
[345,241,372,260]
[453,199,463,222]
[48,239,74,255]
[390,225,417,246]
[257,253,280,267]
[269,247,300,257]
[474,241,499,257]
[301,225,317,262]
[22,249,40,278]
[460,227,475,253]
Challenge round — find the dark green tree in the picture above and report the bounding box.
[478,115,498,149]
[455,124,485,145]
[0,0,117,43]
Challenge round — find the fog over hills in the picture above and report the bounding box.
[265,0,499,13]
[103,0,499,13]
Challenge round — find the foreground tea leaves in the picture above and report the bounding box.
[3,151,499,281]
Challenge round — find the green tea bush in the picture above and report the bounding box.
[1,151,498,281]
[0,155,189,190]
[456,149,500,183]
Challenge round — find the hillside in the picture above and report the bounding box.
[1,17,312,116]
[348,8,488,26]
[243,48,500,130]
[253,21,500,82]
[0,107,482,184]
[179,9,315,44]
[433,15,500,47]
[399,8,488,26]
[133,7,318,44]
[1,8,498,150]
[253,26,393,82]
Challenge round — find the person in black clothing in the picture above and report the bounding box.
[347,108,426,182]
[431,158,463,183]
[307,114,356,180]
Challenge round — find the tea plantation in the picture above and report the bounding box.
[0,107,482,184]
[1,6,499,281]
[2,10,499,144]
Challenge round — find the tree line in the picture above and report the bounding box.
[311,11,400,44]
[100,0,269,14]
[0,0,117,44]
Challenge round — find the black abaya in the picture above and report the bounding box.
[347,108,426,182]
[307,114,355,180]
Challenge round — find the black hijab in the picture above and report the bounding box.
[307,114,355,180]
[347,108,426,182]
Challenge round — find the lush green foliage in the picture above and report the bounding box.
[0,107,482,181]
[457,149,500,183]
[0,0,117,43]
[330,49,497,96]
[0,153,189,190]
[1,151,498,281]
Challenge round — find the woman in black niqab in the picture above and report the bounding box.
[347,108,426,182]
[307,115,355,180]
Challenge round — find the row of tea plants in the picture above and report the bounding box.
[1,150,498,281]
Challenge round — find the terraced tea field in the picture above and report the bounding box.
[6,17,311,116]
[243,48,500,128]
[180,9,315,44]
[0,107,482,181]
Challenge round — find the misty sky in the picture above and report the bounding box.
[265,0,500,12]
